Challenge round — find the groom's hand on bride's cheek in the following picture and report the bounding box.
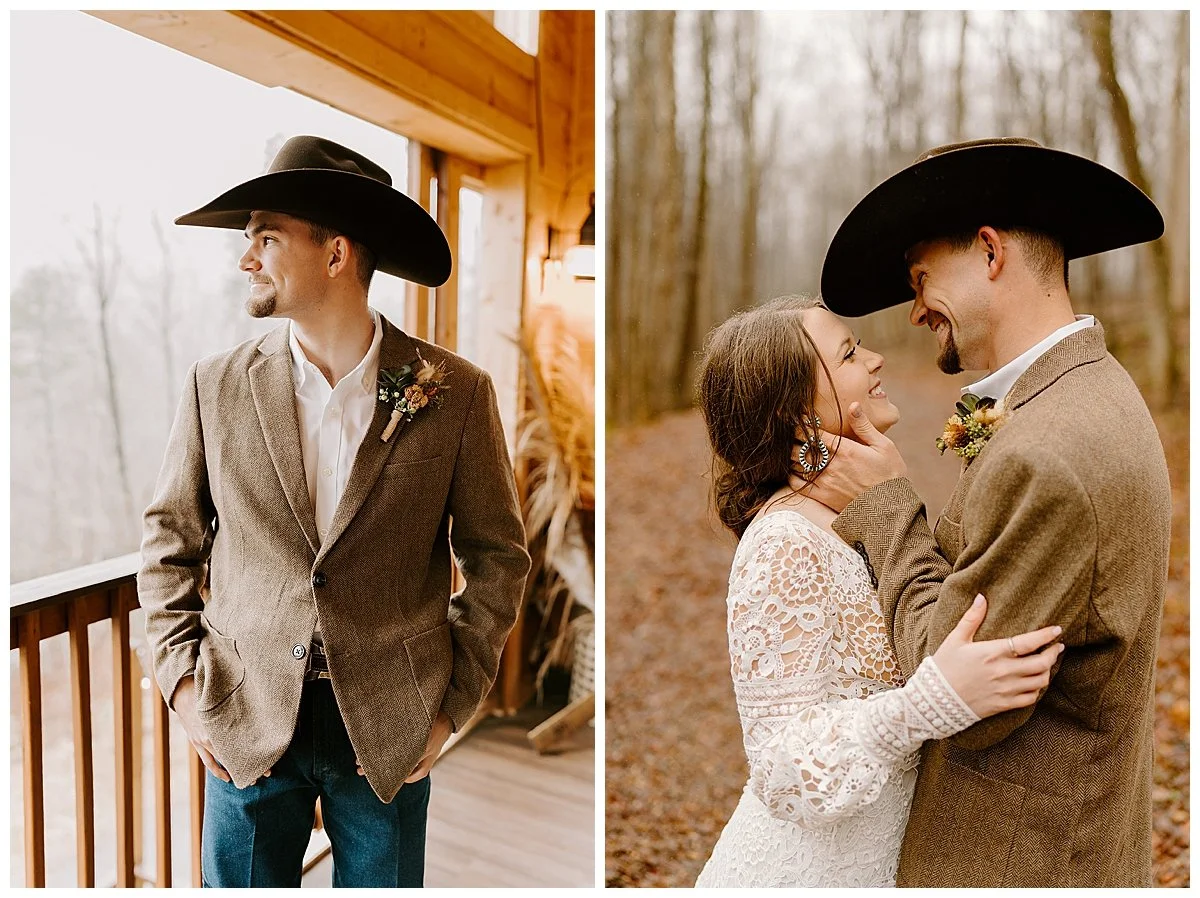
[789,403,907,512]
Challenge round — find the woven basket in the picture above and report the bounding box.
[568,612,595,703]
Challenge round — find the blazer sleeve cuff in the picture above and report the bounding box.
[439,685,477,734]
[157,648,198,713]
[833,477,925,566]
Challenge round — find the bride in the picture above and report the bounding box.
[693,295,1064,887]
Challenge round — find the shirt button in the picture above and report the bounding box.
[322,466,333,477]
[329,406,340,415]
[292,644,307,660]
[312,572,327,588]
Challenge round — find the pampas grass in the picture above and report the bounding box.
[516,304,595,690]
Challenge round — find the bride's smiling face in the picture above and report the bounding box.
[801,307,901,437]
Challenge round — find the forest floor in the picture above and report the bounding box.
[604,349,1189,887]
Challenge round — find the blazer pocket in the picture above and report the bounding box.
[934,513,964,562]
[403,621,454,725]
[195,613,246,714]
[946,761,1026,885]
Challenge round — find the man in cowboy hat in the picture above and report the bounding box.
[800,138,1170,886]
[139,135,530,887]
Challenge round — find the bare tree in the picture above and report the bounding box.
[77,205,136,535]
[1081,10,1179,400]
[152,214,177,415]
[674,10,715,402]
[735,13,759,310]
[953,12,970,141]
[606,12,626,423]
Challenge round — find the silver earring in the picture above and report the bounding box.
[797,416,830,475]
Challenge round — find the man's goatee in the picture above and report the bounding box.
[246,295,276,318]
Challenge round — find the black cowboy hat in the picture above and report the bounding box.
[820,137,1164,317]
[175,135,451,288]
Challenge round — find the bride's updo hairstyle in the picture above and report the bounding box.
[697,295,841,539]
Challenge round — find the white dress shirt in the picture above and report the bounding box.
[964,315,1095,402]
[289,308,383,544]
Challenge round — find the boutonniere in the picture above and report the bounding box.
[377,355,450,442]
[935,393,1009,460]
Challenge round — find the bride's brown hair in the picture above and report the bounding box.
[696,295,842,538]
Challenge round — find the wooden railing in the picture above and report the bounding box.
[11,553,204,888]
[12,549,524,887]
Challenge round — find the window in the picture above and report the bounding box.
[11,11,413,581]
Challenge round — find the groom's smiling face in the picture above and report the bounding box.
[905,236,993,374]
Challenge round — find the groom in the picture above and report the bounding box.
[806,138,1170,886]
[139,136,530,886]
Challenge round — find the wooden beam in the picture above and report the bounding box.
[435,155,464,351]
[90,12,531,165]
[405,142,436,341]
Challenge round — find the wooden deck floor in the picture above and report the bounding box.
[303,710,595,888]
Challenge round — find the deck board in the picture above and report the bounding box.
[302,711,594,888]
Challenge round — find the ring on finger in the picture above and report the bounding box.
[1007,636,1019,658]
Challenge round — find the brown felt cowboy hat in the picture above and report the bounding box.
[176,135,452,287]
[820,137,1164,317]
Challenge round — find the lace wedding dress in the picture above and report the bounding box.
[695,511,979,888]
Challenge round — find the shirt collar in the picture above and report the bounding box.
[288,308,383,395]
[964,315,1095,402]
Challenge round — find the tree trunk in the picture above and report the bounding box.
[737,13,759,311]
[606,12,625,424]
[675,10,714,403]
[153,215,177,417]
[952,12,969,140]
[1081,10,1178,401]
[81,206,137,535]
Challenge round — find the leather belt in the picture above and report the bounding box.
[304,643,332,681]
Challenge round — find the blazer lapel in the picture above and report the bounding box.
[317,317,422,560]
[249,325,320,555]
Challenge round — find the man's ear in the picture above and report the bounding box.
[977,226,1005,280]
[328,235,350,278]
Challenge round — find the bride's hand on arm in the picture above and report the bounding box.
[932,593,1064,718]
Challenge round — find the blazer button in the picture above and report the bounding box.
[312,572,327,588]
[292,644,307,660]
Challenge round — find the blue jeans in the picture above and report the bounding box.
[201,679,431,887]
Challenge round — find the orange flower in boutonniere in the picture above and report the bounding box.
[935,393,1008,461]
[377,355,450,442]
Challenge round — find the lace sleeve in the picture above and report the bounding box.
[727,515,979,827]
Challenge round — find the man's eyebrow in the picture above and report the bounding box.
[245,221,278,238]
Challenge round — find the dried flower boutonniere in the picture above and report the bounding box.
[935,393,1008,461]
[377,356,450,442]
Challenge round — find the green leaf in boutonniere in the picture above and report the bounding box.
[378,356,450,442]
[936,393,1008,460]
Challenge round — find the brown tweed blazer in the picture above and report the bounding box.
[139,314,530,803]
[834,321,1170,887]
